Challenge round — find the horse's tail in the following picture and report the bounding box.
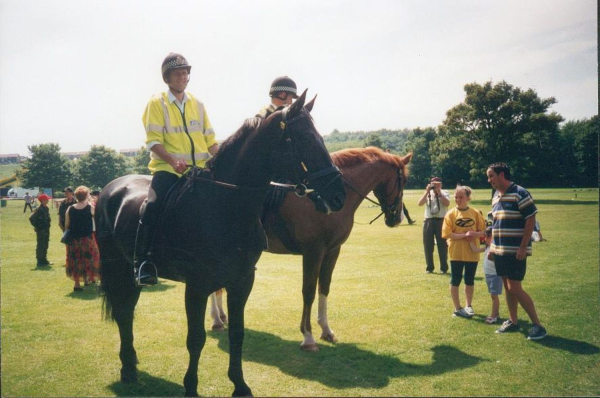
[96,192,140,322]
[99,234,139,322]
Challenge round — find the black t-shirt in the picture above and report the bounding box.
[68,205,93,239]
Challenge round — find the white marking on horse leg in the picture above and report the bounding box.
[215,289,227,323]
[317,293,336,342]
[209,292,225,331]
[301,331,319,351]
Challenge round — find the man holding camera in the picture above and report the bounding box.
[418,177,451,273]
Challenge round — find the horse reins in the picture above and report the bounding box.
[343,170,403,225]
[186,107,341,198]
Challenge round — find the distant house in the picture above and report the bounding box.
[63,151,88,160]
[0,154,20,164]
[119,148,140,158]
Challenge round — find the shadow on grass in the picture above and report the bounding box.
[66,286,102,301]
[108,371,184,397]
[142,282,177,293]
[534,335,600,355]
[210,328,484,389]
[31,266,55,271]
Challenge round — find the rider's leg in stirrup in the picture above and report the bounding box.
[134,220,158,286]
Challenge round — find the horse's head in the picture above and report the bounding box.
[268,90,346,213]
[373,152,412,227]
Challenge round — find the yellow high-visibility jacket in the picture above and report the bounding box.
[143,92,217,175]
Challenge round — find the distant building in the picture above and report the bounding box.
[0,154,20,164]
[63,151,88,160]
[119,148,140,158]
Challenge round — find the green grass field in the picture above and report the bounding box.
[1,188,599,397]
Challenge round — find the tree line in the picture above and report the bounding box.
[324,81,598,189]
[17,80,598,193]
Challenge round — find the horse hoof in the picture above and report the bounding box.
[220,314,228,323]
[232,386,253,397]
[120,369,138,383]
[300,343,320,352]
[184,390,199,397]
[211,324,225,332]
[320,333,338,343]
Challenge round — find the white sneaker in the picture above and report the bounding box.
[465,306,475,316]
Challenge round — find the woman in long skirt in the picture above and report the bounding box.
[65,186,100,291]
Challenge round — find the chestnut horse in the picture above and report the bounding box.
[95,91,346,396]
[210,147,411,351]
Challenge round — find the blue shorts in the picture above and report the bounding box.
[485,274,503,295]
[494,255,527,281]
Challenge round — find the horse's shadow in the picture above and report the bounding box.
[108,371,184,397]
[210,328,484,389]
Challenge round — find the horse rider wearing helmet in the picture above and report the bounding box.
[256,76,299,118]
[136,52,219,286]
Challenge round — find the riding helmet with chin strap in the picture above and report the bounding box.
[161,53,192,83]
[269,76,299,99]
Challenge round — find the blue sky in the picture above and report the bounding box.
[0,0,596,155]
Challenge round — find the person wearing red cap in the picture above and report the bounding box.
[418,177,451,273]
[29,194,53,267]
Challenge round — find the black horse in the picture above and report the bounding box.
[95,90,346,397]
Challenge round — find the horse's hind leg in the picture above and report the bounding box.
[210,289,227,331]
[113,287,142,382]
[183,282,208,397]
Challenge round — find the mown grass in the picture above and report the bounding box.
[1,188,599,397]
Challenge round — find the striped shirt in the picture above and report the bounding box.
[490,182,538,256]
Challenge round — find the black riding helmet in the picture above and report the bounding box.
[269,76,299,99]
[162,53,192,83]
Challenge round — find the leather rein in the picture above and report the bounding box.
[186,107,341,197]
[343,168,404,225]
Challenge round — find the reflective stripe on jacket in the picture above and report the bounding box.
[143,92,217,175]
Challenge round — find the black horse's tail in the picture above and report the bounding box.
[97,202,140,322]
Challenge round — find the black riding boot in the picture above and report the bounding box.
[134,221,158,286]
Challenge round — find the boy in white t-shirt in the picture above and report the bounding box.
[471,226,502,324]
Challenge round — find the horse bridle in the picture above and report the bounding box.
[277,107,342,198]
[185,107,341,198]
[344,167,405,225]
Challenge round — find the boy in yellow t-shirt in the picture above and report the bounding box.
[442,186,486,318]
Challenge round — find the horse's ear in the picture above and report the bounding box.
[402,153,413,165]
[305,94,317,113]
[289,89,307,115]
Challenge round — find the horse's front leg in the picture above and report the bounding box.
[183,283,208,397]
[300,249,325,351]
[317,247,340,343]
[227,271,255,397]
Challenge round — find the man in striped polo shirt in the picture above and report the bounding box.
[486,162,547,340]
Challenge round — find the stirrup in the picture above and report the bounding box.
[135,260,158,287]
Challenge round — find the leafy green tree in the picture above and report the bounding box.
[132,146,151,175]
[432,80,563,187]
[404,127,436,188]
[364,133,383,148]
[73,145,130,189]
[21,143,72,193]
[559,116,598,187]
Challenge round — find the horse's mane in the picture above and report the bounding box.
[205,117,263,170]
[331,147,409,176]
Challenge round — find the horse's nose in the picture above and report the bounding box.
[331,192,345,212]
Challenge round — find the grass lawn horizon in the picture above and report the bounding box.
[1,188,598,396]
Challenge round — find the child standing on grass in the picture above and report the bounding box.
[442,185,486,319]
[29,194,53,267]
[471,227,502,324]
